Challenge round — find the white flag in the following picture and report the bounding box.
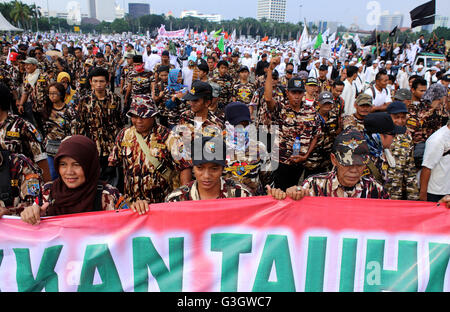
[231,29,236,42]
[297,26,309,53]
[354,34,362,49]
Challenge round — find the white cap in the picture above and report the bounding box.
[356,63,363,68]
[430,66,439,71]
[386,60,392,64]
[417,65,424,69]
[435,61,441,66]
[373,60,379,64]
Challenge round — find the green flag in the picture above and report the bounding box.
[314,32,323,49]
[214,29,223,38]
[218,36,225,52]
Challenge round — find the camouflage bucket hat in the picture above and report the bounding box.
[127,95,159,119]
[332,129,369,166]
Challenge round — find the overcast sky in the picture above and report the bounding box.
[14,0,450,30]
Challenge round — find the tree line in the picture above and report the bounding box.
[0,0,448,42]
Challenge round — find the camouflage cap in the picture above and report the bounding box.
[393,88,412,101]
[355,93,373,106]
[127,95,159,119]
[332,129,370,166]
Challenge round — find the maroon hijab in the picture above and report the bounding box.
[47,135,101,216]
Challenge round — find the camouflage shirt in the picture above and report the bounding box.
[272,102,322,164]
[252,86,286,130]
[228,62,241,81]
[127,69,153,96]
[233,81,257,105]
[175,110,225,140]
[224,137,273,195]
[23,70,50,113]
[42,104,80,148]
[0,113,46,163]
[165,177,253,202]
[318,78,332,93]
[209,74,234,109]
[343,114,365,132]
[109,125,190,203]
[1,152,43,215]
[420,102,449,141]
[305,109,340,170]
[37,57,52,74]
[385,132,419,200]
[77,90,123,157]
[406,100,427,145]
[301,169,390,199]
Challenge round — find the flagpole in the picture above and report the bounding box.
[375,26,379,57]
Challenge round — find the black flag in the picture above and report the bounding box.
[410,0,436,28]
[365,30,376,45]
[389,26,398,37]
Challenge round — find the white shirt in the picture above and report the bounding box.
[182,67,194,90]
[364,86,392,107]
[241,56,254,70]
[309,66,319,78]
[396,70,409,90]
[144,54,161,72]
[422,126,450,195]
[342,79,356,116]
[364,66,378,84]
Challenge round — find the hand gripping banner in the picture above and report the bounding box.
[0,197,449,292]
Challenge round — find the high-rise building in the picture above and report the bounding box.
[180,10,221,23]
[87,0,116,22]
[307,21,339,34]
[88,0,96,19]
[129,3,151,19]
[257,0,286,23]
[378,13,403,32]
[433,15,448,30]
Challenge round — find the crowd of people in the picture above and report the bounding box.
[0,30,449,225]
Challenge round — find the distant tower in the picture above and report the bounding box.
[88,0,96,19]
[257,0,286,23]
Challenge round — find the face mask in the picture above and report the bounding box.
[134,64,144,72]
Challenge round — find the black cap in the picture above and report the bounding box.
[387,101,408,114]
[162,50,170,56]
[318,91,334,104]
[305,77,318,86]
[287,78,305,92]
[364,112,406,135]
[442,74,450,82]
[319,65,328,71]
[225,102,251,126]
[238,65,249,73]
[132,55,143,63]
[95,52,104,58]
[191,136,226,167]
[232,51,240,57]
[183,80,213,101]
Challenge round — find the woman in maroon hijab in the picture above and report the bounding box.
[21,135,127,225]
